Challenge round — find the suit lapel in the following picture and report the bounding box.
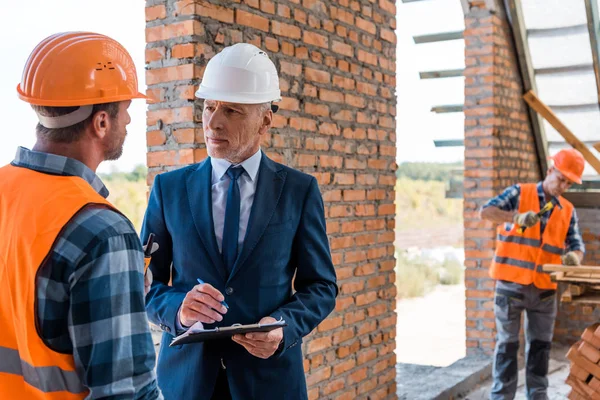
[186,159,228,282]
[228,154,286,282]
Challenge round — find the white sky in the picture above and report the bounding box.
[0,0,464,174]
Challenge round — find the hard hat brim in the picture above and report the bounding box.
[17,84,147,107]
[195,87,281,105]
[555,165,583,184]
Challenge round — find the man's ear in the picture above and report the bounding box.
[90,110,110,139]
[258,110,273,135]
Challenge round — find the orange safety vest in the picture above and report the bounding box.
[489,183,573,290]
[0,164,116,399]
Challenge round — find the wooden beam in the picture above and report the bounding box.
[523,90,600,174]
[419,69,464,79]
[595,142,600,152]
[430,104,463,113]
[506,0,549,174]
[543,265,600,274]
[413,31,463,44]
[585,0,600,105]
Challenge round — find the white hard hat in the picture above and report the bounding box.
[195,43,281,110]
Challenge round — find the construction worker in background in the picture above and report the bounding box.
[0,32,161,399]
[480,148,586,400]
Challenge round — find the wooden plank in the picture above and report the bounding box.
[595,143,600,152]
[585,0,600,105]
[555,276,600,284]
[571,284,588,297]
[544,265,600,274]
[571,295,600,305]
[419,69,464,79]
[562,287,574,302]
[413,31,463,44]
[506,0,548,174]
[524,90,600,174]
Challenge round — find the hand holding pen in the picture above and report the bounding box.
[178,278,229,327]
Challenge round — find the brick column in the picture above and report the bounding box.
[463,2,541,355]
[145,1,398,398]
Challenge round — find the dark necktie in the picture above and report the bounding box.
[222,166,245,274]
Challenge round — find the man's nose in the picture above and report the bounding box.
[207,110,224,131]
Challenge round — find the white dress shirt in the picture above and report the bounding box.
[210,148,262,254]
[177,149,262,331]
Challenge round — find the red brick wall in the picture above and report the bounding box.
[145,1,398,399]
[463,4,541,355]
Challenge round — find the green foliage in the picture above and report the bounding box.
[395,177,463,231]
[100,164,147,182]
[103,178,147,233]
[396,161,462,182]
[395,252,464,299]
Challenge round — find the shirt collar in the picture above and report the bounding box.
[11,146,109,198]
[211,148,262,182]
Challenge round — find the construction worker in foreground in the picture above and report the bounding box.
[0,32,162,399]
[480,148,586,400]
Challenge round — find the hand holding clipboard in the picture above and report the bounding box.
[170,318,287,346]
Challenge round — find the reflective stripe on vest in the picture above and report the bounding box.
[489,183,573,289]
[0,346,85,394]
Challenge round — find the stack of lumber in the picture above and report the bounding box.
[542,264,600,304]
[566,324,600,399]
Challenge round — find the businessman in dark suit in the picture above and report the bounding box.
[142,43,338,400]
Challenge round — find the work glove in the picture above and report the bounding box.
[142,242,159,296]
[562,251,581,266]
[513,211,540,228]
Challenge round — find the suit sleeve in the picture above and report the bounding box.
[270,177,338,355]
[141,174,186,336]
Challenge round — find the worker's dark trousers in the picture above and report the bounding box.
[490,280,556,400]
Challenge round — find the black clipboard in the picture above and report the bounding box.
[170,320,287,346]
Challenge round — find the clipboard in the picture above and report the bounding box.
[169,320,287,347]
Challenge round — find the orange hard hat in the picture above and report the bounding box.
[551,148,585,184]
[17,32,146,107]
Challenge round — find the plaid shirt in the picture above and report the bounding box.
[482,182,585,253]
[12,147,162,399]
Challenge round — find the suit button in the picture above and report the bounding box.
[225,287,234,295]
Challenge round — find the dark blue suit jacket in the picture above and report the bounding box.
[142,153,338,400]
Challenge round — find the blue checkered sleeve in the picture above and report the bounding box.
[36,207,162,399]
[482,184,520,212]
[566,209,585,253]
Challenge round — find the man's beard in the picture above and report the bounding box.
[104,129,125,161]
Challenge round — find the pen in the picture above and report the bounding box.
[197,278,229,309]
